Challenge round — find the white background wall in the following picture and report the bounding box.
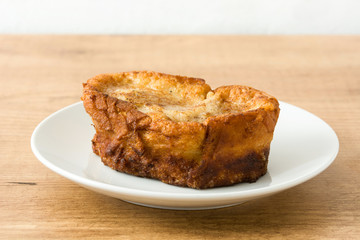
[1,0,359,34]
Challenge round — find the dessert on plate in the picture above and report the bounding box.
[82,71,280,189]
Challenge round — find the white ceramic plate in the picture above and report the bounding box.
[31,101,339,210]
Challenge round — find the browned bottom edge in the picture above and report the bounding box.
[92,136,269,189]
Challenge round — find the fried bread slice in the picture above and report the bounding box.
[82,71,280,189]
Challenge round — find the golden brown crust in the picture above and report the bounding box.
[81,71,280,189]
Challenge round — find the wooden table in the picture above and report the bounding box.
[0,36,359,239]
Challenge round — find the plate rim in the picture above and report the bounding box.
[31,101,339,202]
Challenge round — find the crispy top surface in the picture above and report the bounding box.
[86,71,279,122]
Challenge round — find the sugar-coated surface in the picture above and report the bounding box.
[101,72,272,122]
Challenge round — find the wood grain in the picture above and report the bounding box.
[0,35,359,239]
